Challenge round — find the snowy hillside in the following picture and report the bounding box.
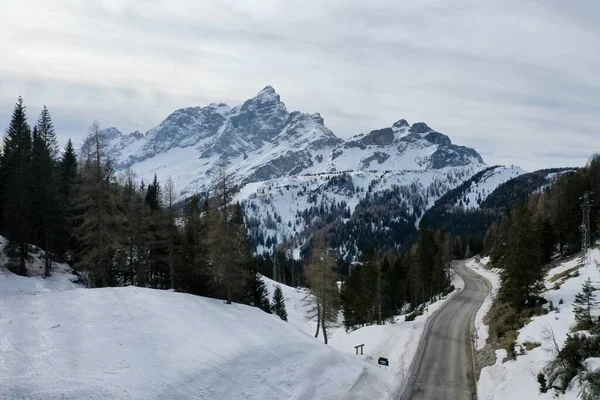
[238,165,483,252]
[452,165,526,210]
[0,268,390,400]
[475,249,600,400]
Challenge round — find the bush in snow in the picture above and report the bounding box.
[583,371,600,400]
[573,278,598,331]
[545,333,600,393]
[272,285,288,321]
[537,372,548,393]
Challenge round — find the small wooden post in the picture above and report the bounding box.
[354,344,364,355]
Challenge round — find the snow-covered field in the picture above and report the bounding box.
[476,249,600,400]
[1,274,379,399]
[465,256,501,350]
[0,239,466,400]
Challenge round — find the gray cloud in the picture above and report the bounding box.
[1,0,600,171]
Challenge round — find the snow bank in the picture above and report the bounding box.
[465,256,500,350]
[478,249,600,400]
[0,284,391,400]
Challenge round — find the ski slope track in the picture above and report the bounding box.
[399,261,491,400]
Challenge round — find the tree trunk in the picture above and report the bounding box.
[19,241,26,276]
[321,305,328,345]
[314,302,321,338]
[377,267,382,325]
[226,285,232,304]
[44,232,51,277]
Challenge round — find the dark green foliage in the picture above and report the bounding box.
[583,371,600,400]
[0,97,33,275]
[145,174,162,211]
[498,206,543,308]
[404,307,423,322]
[341,224,451,331]
[546,333,600,393]
[537,372,548,393]
[272,285,287,321]
[30,107,62,276]
[244,258,272,313]
[573,278,597,330]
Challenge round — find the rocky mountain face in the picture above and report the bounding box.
[89,86,484,198]
[88,86,514,256]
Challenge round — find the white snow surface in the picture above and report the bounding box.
[478,249,600,400]
[465,256,500,350]
[1,272,384,399]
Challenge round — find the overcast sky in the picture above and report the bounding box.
[1,0,600,171]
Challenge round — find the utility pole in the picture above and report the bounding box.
[580,191,593,265]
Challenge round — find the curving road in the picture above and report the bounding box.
[400,260,491,400]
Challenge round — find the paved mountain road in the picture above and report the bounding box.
[400,260,491,400]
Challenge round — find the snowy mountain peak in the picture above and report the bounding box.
[100,127,123,141]
[248,85,281,105]
[207,102,232,115]
[410,122,433,134]
[392,119,410,131]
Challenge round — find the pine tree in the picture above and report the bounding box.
[271,285,287,321]
[573,278,597,330]
[31,107,61,276]
[180,195,208,294]
[0,97,33,275]
[499,206,544,308]
[145,174,162,211]
[245,257,272,313]
[57,138,78,257]
[36,105,59,160]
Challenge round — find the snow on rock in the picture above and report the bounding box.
[478,249,600,400]
[465,256,500,350]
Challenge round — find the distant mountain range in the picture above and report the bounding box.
[89,86,484,198]
[88,86,546,256]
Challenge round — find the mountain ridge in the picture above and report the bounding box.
[88,86,486,199]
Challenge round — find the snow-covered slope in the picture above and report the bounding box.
[0,267,391,400]
[454,165,526,210]
[238,165,483,250]
[477,249,600,400]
